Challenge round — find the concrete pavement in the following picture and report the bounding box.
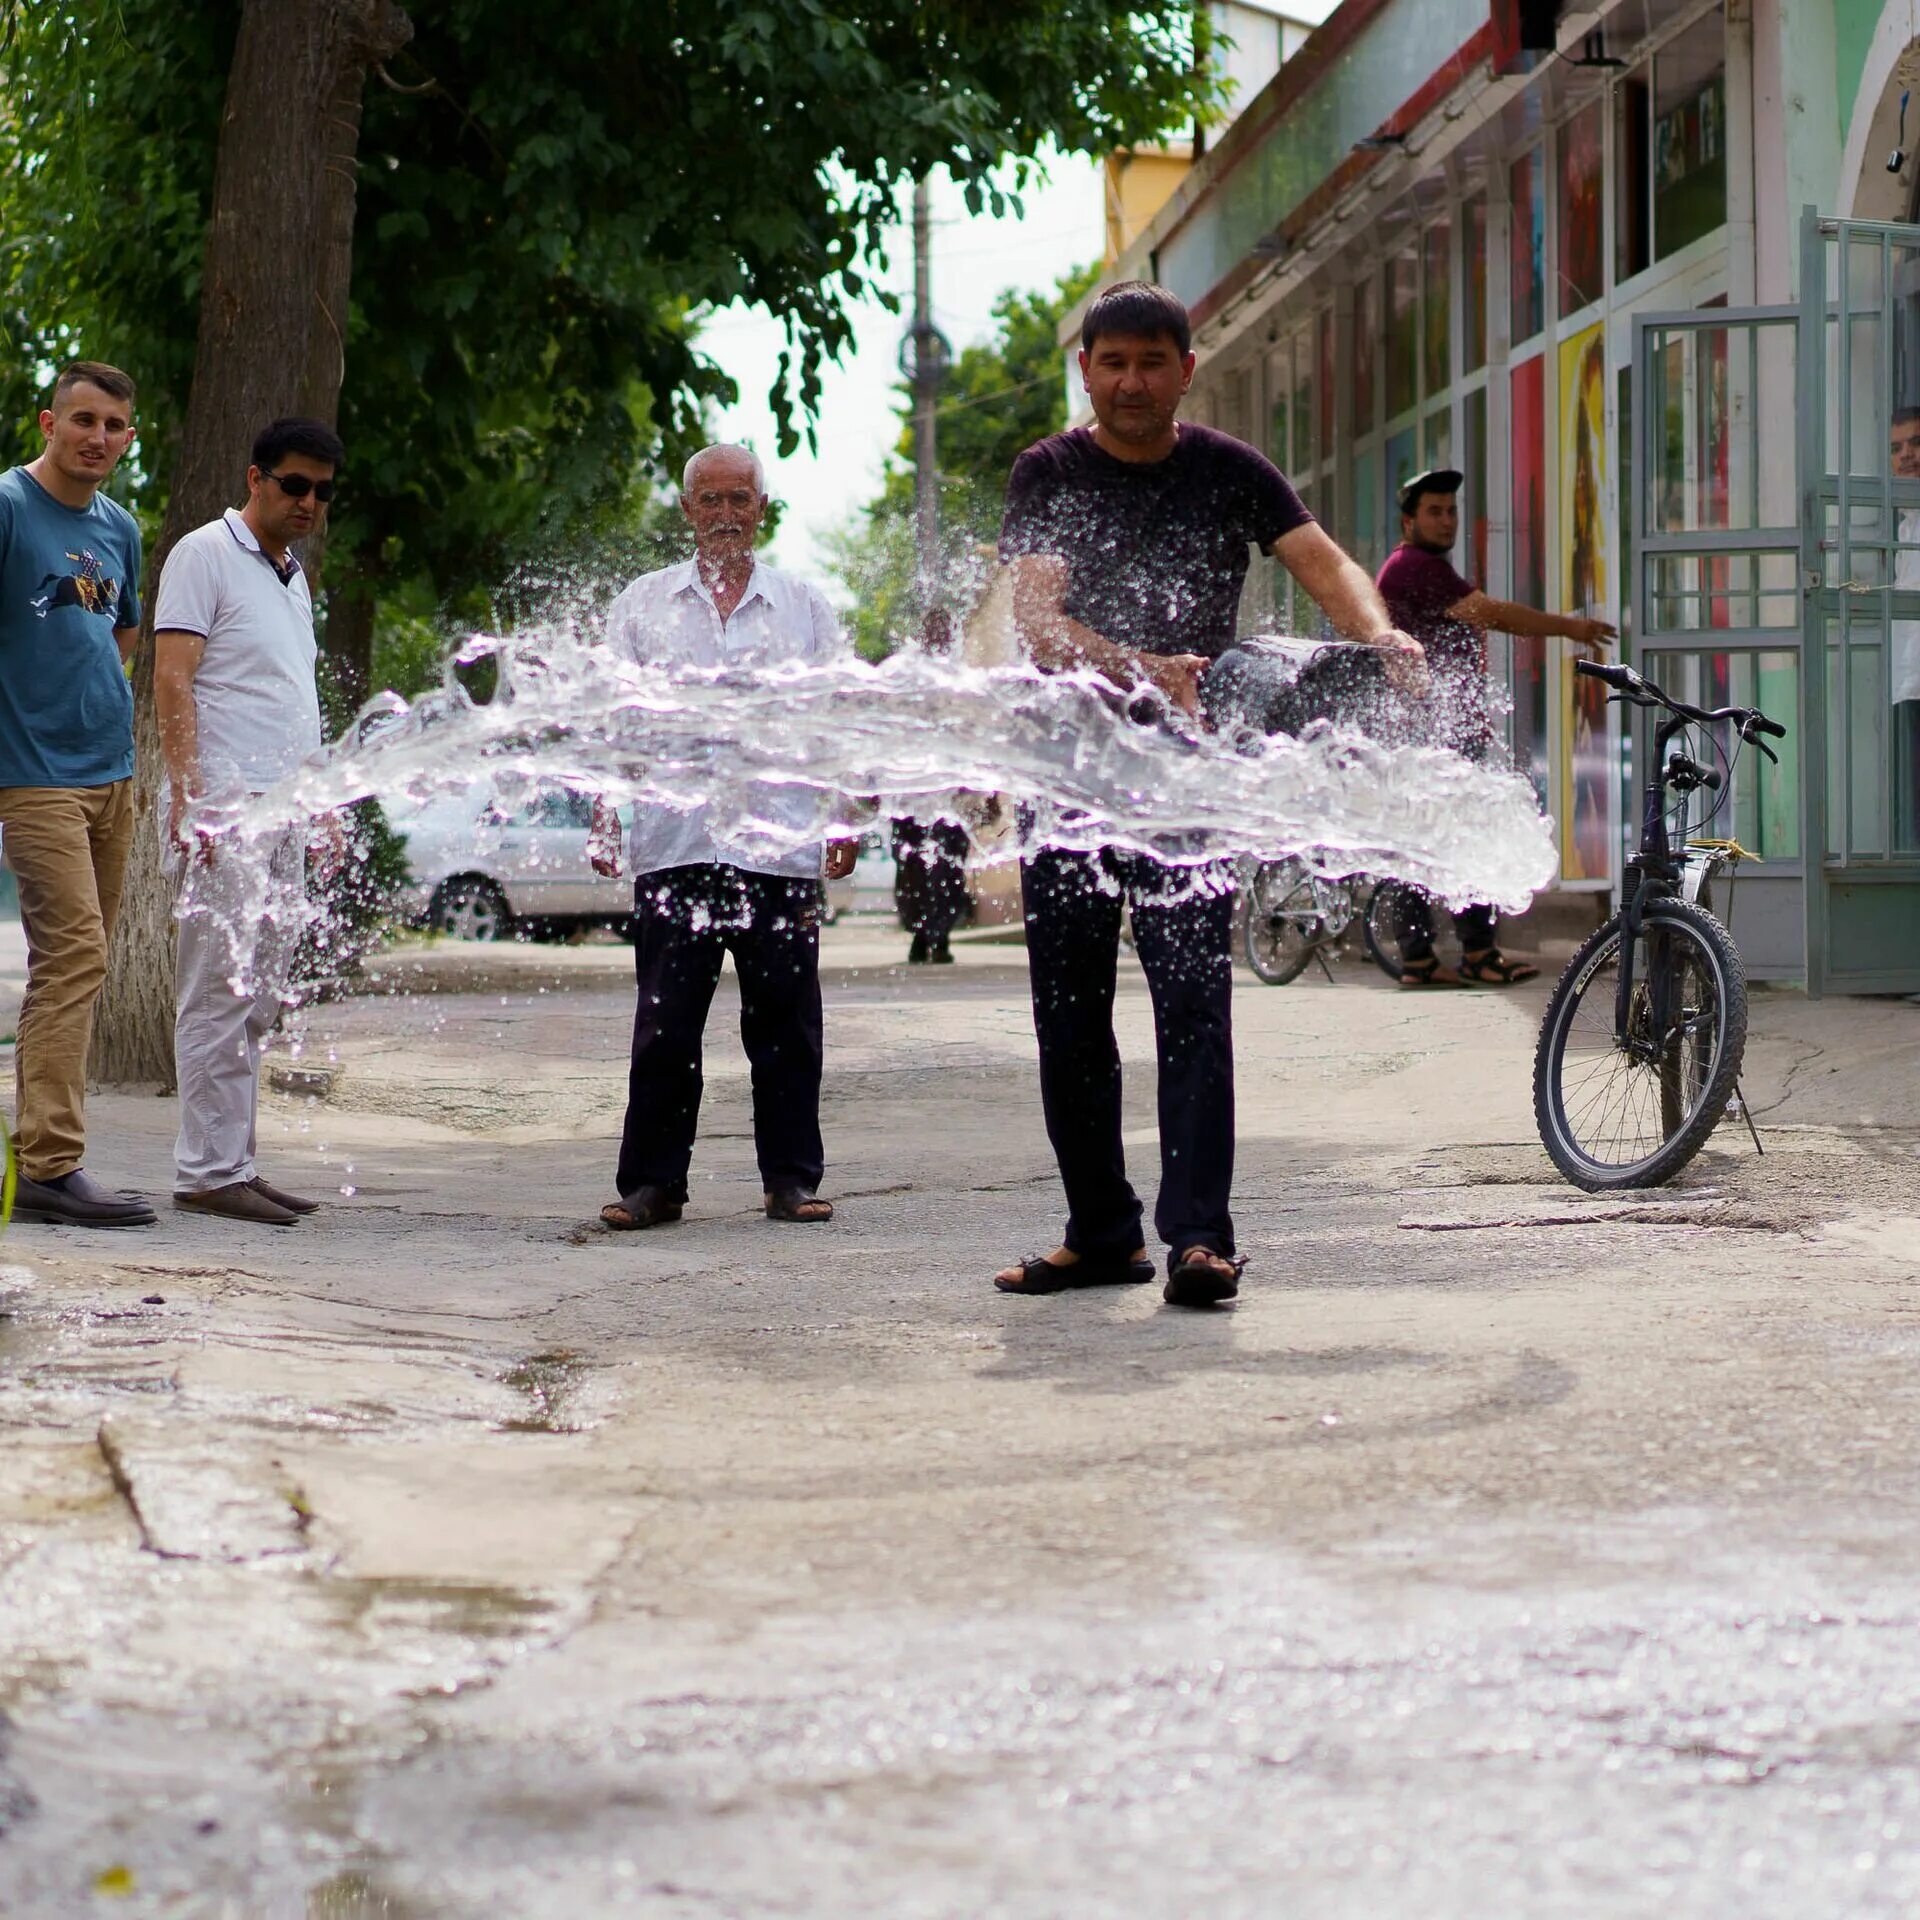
[1,919,1918,1916]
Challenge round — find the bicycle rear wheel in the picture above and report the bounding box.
[1243,857,1322,985]
[1533,896,1747,1190]
[1363,880,1462,983]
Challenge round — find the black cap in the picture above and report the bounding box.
[1398,467,1463,513]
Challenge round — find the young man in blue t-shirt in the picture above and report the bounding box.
[0,360,155,1228]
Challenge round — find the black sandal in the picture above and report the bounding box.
[765,1186,834,1223]
[599,1184,684,1231]
[994,1251,1155,1295]
[1163,1247,1246,1308]
[1399,955,1466,988]
[1457,949,1538,985]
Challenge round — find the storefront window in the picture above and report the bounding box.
[1463,196,1488,374]
[1559,100,1606,314]
[1511,149,1545,342]
[1387,246,1419,419]
[1291,327,1314,475]
[1511,354,1549,803]
[1464,384,1489,583]
[1654,13,1726,262]
[1423,219,1452,397]
[1354,446,1379,571]
[1615,60,1652,283]
[1424,404,1452,475]
[1354,276,1379,434]
[1387,427,1418,526]
[1317,309,1335,457]
[1268,347,1290,471]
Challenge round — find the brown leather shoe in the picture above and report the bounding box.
[174,1182,297,1225]
[249,1175,320,1214]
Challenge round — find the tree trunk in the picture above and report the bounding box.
[90,0,410,1085]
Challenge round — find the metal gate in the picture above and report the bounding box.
[1798,208,1920,996]
[1630,208,1920,994]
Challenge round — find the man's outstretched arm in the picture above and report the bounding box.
[1447,591,1616,656]
[1273,524,1425,683]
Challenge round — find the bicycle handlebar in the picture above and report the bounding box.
[1574,654,1787,739]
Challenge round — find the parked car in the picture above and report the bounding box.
[390,783,635,941]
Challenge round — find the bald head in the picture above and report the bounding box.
[681,443,766,496]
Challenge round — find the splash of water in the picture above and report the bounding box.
[181,619,1557,968]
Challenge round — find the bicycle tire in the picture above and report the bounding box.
[1363,880,1463,983]
[1533,896,1748,1190]
[1243,857,1319,986]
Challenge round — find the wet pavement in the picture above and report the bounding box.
[2,927,1919,1916]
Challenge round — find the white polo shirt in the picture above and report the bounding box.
[604,557,846,878]
[152,508,323,795]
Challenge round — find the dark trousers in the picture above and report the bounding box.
[616,864,825,1199]
[892,818,970,940]
[1021,847,1235,1258]
[1394,892,1497,964]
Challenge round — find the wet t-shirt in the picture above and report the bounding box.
[1376,541,1492,760]
[998,424,1313,660]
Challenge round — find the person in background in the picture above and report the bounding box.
[1888,407,1920,846]
[891,606,972,965]
[589,444,857,1232]
[1376,468,1615,987]
[0,361,153,1228]
[154,417,348,1226]
[995,280,1425,1309]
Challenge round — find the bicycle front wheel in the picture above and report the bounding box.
[1243,856,1321,985]
[1533,896,1748,1190]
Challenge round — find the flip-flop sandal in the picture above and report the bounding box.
[765,1187,834,1223]
[1399,955,1469,988]
[994,1252,1156,1295]
[1163,1248,1246,1308]
[1457,950,1539,985]
[599,1184,684,1231]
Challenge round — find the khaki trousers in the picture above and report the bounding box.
[0,780,135,1181]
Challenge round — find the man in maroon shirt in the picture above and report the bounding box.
[1376,469,1615,986]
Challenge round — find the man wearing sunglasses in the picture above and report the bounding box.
[152,417,346,1225]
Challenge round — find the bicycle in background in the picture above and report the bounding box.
[1533,658,1787,1190]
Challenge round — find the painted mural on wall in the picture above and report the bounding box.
[1559,319,1613,882]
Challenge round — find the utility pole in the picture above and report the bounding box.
[911,176,939,604]
[898,176,950,617]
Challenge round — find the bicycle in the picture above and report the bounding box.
[1532,658,1787,1190]
[1240,860,1453,986]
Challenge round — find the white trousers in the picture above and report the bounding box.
[172,827,304,1193]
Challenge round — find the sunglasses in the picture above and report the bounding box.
[261,468,338,502]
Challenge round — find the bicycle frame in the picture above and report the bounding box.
[1577,658,1786,1068]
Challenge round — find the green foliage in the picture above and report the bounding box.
[824,258,1097,659]
[0,4,1210,671]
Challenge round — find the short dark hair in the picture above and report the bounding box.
[49,361,136,410]
[252,416,345,472]
[1895,404,1920,429]
[1081,280,1192,357]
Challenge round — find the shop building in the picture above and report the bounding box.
[1073,0,1920,991]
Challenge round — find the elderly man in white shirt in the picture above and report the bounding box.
[589,443,855,1232]
[154,417,346,1226]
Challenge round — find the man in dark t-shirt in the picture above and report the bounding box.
[1376,469,1614,986]
[994,280,1425,1310]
